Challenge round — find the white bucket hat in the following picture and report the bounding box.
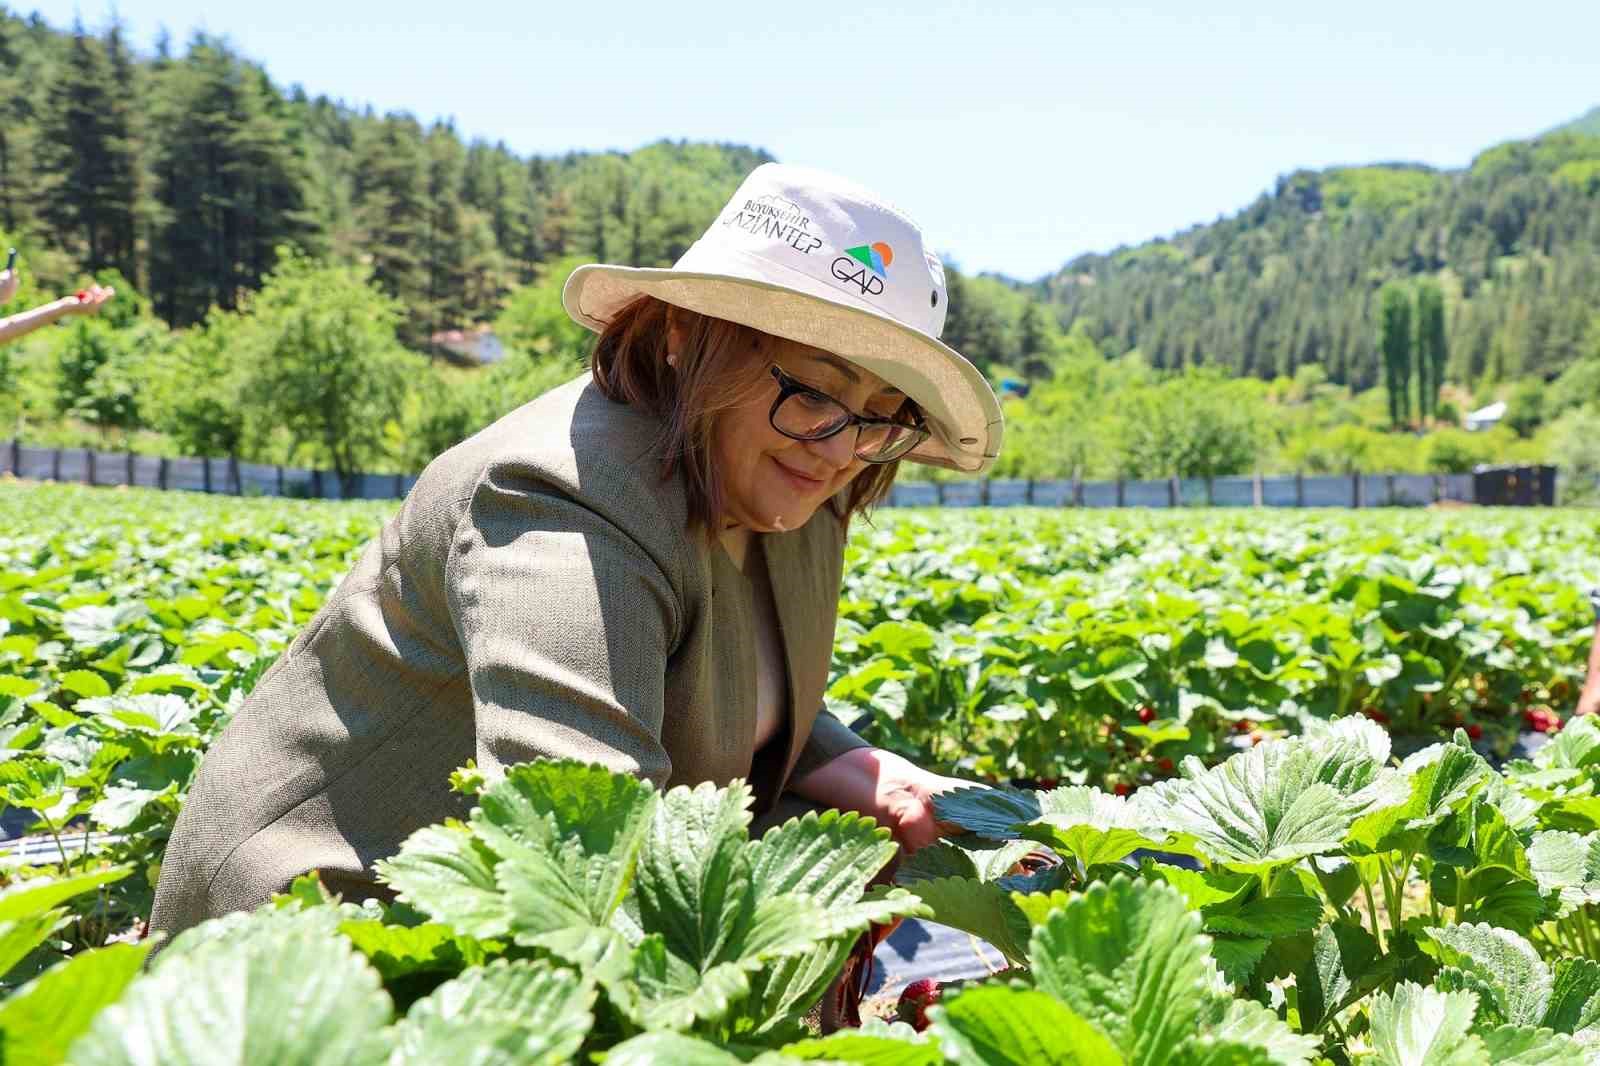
[562,163,1003,473]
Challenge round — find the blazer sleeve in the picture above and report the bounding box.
[444,469,680,786]
[791,706,872,779]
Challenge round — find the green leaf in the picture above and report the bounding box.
[0,912,67,981]
[0,867,130,922]
[1141,732,1384,874]
[76,693,200,735]
[1203,896,1324,938]
[603,1032,747,1066]
[746,807,897,906]
[387,957,594,1066]
[69,909,393,1066]
[337,919,490,984]
[1029,875,1214,1065]
[890,876,1033,966]
[1141,864,1258,909]
[1209,937,1272,986]
[1534,715,1600,771]
[1016,787,1169,868]
[782,1031,941,1065]
[1526,831,1600,913]
[57,670,111,699]
[1477,1026,1588,1066]
[633,779,752,969]
[1428,865,1547,936]
[928,984,1123,1066]
[0,940,153,1066]
[1425,923,1551,1028]
[1347,740,1489,854]
[934,786,1040,840]
[1293,919,1384,1032]
[1542,958,1600,1037]
[375,823,512,940]
[472,761,657,942]
[1205,998,1320,1065]
[1367,982,1485,1066]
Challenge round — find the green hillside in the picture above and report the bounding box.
[1548,105,1600,137]
[1028,113,1600,389]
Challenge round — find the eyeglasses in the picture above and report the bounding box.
[767,365,930,464]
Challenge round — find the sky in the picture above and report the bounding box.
[20,0,1599,280]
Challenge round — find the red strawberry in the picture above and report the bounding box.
[75,289,89,302]
[897,978,941,1031]
[1037,777,1059,790]
[1113,782,1132,797]
[1157,757,1175,775]
[1362,707,1390,725]
[1234,719,1253,733]
[1465,723,1483,740]
[1137,705,1156,723]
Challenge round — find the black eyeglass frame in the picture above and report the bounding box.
[766,365,930,464]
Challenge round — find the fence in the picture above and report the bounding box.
[0,441,1560,510]
[0,441,418,501]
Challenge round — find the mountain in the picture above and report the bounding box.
[1027,112,1600,389]
[1547,105,1600,138]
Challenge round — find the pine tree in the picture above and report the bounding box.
[35,21,138,275]
[1379,284,1414,428]
[1415,281,1448,421]
[351,113,429,337]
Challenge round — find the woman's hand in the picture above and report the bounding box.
[0,267,17,305]
[60,284,115,316]
[791,746,972,853]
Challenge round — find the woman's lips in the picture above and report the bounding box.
[771,456,826,493]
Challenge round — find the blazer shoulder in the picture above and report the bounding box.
[402,376,694,586]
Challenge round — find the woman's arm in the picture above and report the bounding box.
[790,745,969,852]
[0,285,115,345]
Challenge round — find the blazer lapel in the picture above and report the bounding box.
[760,524,832,776]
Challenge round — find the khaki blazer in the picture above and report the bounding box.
[150,376,869,939]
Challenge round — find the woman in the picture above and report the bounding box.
[0,250,116,344]
[150,163,1003,938]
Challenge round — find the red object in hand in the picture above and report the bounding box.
[1137,705,1156,723]
[897,978,941,1032]
[75,289,89,302]
[1524,707,1562,734]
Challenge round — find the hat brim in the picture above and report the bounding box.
[563,256,1003,474]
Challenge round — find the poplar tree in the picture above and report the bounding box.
[1414,281,1448,422]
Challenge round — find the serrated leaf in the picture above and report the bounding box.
[0,940,153,1066]
[1542,958,1600,1037]
[1527,831,1600,913]
[1017,787,1170,868]
[375,824,511,940]
[746,807,897,906]
[58,670,111,698]
[929,984,1123,1065]
[1203,896,1323,938]
[934,786,1040,840]
[472,761,657,942]
[1029,875,1214,1065]
[1426,923,1552,1028]
[69,909,393,1066]
[387,957,593,1066]
[782,1030,941,1065]
[1347,740,1490,854]
[1367,982,1485,1066]
[1535,716,1600,771]
[1293,919,1384,1032]
[76,693,200,735]
[1205,997,1320,1065]
[633,779,752,970]
[1209,937,1272,986]
[337,919,489,983]
[890,876,1032,966]
[1477,1025,1588,1065]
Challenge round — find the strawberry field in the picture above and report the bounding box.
[1,479,1598,1064]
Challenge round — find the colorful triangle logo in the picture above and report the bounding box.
[845,242,894,275]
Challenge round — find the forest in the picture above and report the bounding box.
[1,9,1598,492]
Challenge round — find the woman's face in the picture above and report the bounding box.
[712,336,906,534]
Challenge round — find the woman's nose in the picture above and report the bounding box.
[807,427,858,471]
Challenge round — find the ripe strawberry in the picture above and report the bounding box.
[1137,705,1156,723]
[1465,723,1483,740]
[1113,782,1132,796]
[1233,719,1252,733]
[1157,757,1175,775]
[1037,777,1059,790]
[1524,707,1562,734]
[75,289,89,302]
[897,978,941,1032]
[1362,707,1390,725]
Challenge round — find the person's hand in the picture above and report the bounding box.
[0,267,17,305]
[792,746,971,854]
[60,284,115,316]
[1578,684,1600,718]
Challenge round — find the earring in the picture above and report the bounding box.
[666,353,679,368]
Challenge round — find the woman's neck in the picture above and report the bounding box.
[718,523,753,572]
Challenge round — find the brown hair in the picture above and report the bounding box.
[589,295,904,535]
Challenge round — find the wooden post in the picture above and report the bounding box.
[85,450,96,485]
[7,440,17,477]
[50,448,62,482]
[158,457,170,490]
[276,465,285,496]
[1351,471,1362,509]
[1295,471,1305,508]
[229,456,242,495]
[125,450,135,486]
[1385,473,1396,507]
[1116,478,1125,508]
